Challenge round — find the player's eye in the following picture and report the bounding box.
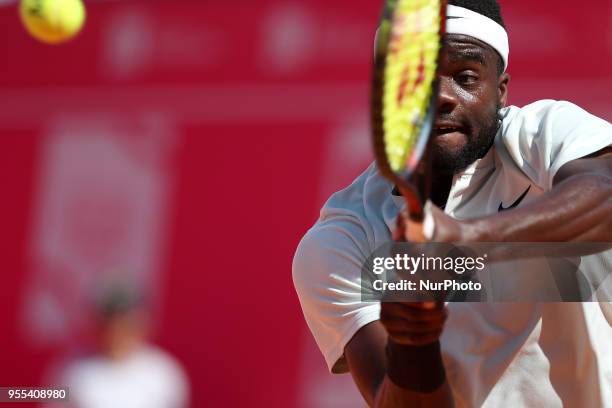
[455,71,479,86]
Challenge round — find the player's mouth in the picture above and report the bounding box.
[433,122,466,138]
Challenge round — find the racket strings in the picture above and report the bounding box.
[383,0,442,173]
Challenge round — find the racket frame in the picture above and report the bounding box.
[371,0,447,221]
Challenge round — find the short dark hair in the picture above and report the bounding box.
[94,284,143,319]
[449,0,506,75]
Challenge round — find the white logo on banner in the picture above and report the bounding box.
[22,116,175,345]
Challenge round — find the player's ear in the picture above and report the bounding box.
[498,73,510,107]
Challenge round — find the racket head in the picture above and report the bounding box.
[371,0,446,218]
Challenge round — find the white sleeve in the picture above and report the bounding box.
[502,100,612,190]
[292,216,380,374]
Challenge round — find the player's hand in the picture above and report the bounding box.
[386,201,448,346]
[396,201,468,243]
[394,207,427,242]
[426,203,466,242]
[380,301,448,346]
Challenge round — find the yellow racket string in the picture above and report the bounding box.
[383,0,441,172]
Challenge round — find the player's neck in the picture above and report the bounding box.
[429,173,454,209]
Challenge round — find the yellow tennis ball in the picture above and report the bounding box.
[20,0,86,45]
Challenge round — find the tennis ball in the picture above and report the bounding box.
[20,0,86,45]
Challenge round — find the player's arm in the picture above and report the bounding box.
[344,217,454,408]
[345,302,454,408]
[434,146,612,243]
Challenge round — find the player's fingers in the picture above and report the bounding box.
[381,311,447,332]
[382,300,446,314]
[381,304,447,323]
[405,216,426,242]
[400,300,444,310]
[389,330,445,346]
[382,318,446,333]
[394,212,407,242]
[381,302,448,322]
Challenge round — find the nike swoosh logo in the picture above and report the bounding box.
[498,185,531,212]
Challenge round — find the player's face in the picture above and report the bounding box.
[431,34,509,174]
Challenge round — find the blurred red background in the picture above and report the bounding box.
[0,0,610,407]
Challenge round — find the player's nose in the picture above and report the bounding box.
[437,76,459,114]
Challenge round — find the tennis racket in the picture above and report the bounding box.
[372,0,446,221]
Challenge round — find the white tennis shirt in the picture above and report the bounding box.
[293,100,612,407]
[54,346,189,408]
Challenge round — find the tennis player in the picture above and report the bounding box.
[293,0,612,407]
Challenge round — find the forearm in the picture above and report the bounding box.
[373,341,454,408]
[465,173,612,242]
[375,377,454,408]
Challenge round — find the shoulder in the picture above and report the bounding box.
[292,209,371,296]
[137,346,188,379]
[131,347,190,399]
[319,162,390,221]
[497,100,611,189]
[293,163,397,288]
[60,354,105,378]
[500,99,610,141]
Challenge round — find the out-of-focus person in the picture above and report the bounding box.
[45,285,189,408]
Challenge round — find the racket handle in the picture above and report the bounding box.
[395,204,426,243]
[397,184,424,222]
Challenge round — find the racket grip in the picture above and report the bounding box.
[395,207,427,243]
[396,184,424,222]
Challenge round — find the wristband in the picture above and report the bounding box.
[385,339,446,392]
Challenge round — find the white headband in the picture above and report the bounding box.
[446,5,509,71]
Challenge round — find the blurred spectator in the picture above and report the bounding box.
[45,285,189,408]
